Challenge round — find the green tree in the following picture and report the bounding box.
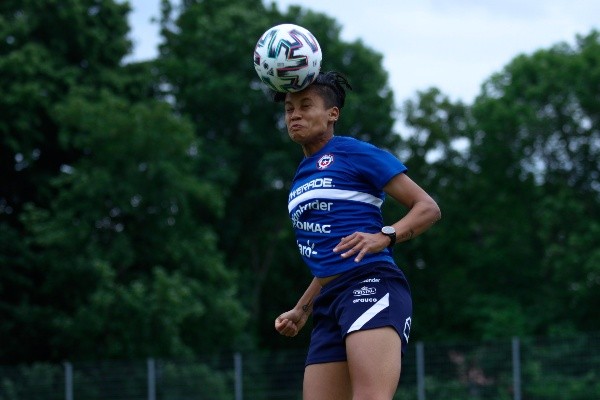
[399,31,600,341]
[396,88,480,341]
[0,0,132,220]
[472,31,600,335]
[0,0,246,362]
[1,0,133,363]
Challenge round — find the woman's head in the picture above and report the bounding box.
[276,72,352,154]
[274,71,352,109]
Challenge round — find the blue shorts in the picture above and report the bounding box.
[306,262,413,366]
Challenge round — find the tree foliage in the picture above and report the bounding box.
[0,0,598,365]
[401,31,600,340]
[0,0,245,363]
[470,32,600,335]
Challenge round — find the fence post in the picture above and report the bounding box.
[416,342,425,400]
[234,352,243,400]
[147,358,156,400]
[64,362,73,400]
[512,337,522,400]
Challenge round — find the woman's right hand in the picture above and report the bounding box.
[275,309,308,337]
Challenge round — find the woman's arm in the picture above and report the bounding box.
[333,173,441,261]
[383,173,441,243]
[274,277,322,337]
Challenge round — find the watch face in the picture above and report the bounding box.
[382,226,395,235]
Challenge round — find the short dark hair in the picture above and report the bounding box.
[273,71,352,109]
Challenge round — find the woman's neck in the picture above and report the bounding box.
[302,132,334,157]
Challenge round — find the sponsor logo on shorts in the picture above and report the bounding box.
[404,317,412,343]
[353,286,376,296]
[361,278,380,283]
[353,297,378,303]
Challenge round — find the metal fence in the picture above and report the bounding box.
[1,333,599,400]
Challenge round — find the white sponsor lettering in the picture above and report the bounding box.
[290,200,334,234]
[291,200,333,222]
[298,240,318,258]
[353,286,377,296]
[293,221,331,233]
[289,178,333,201]
[353,298,378,303]
[361,278,380,283]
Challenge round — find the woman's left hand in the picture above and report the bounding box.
[333,232,389,262]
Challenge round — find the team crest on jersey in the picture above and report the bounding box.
[317,154,334,170]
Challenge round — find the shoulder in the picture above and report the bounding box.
[332,135,391,159]
[331,135,379,153]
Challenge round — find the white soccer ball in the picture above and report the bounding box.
[253,24,322,93]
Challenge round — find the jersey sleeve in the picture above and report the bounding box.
[351,141,408,189]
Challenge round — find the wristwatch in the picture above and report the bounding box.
[381,226,396,248]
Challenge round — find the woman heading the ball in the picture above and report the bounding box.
[274,71,441,400]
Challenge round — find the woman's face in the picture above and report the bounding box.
[284,86,338,148]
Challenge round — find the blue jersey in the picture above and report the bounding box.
[288,136,407,277]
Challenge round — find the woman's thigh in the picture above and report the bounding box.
[346,326,402,400]
[303,361,352,400]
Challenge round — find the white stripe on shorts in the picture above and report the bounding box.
[347,293,390,334]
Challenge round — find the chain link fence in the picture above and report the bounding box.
[1,333,599,399]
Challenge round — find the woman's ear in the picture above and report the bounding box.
[328,107,340,122]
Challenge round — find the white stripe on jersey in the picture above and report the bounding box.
[288,188,383,213]
[347,293,390,334]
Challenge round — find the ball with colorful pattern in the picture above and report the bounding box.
[253,24,322,93]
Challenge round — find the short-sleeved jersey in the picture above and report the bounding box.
[288,135,408,277]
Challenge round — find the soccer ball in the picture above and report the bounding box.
[253,23,322,93]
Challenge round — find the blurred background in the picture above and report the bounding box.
[1,0,599,398]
